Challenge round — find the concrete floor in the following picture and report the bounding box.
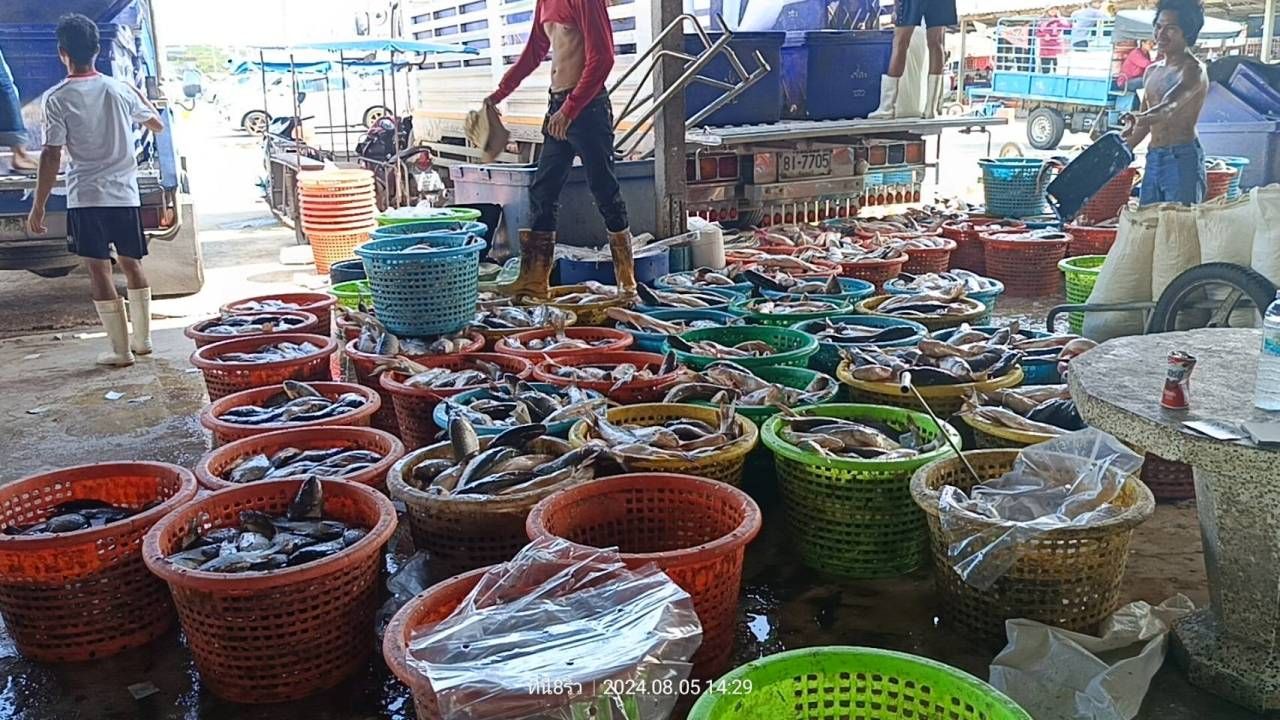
[0,114,1266,719]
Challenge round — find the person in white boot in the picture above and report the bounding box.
[26,14,164,367]
[868,0,957,120]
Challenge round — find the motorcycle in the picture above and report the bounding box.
[356,115,445,209]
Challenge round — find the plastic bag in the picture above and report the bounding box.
[938,429,1143,591]
[1083,205,1158,341]
[375,551,433,639]
[406,537,702,720]
[990,595,1195,720]
[1150,204,1201,300]
[1251,184,1280,286]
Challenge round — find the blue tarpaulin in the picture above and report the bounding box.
[290,38,478,55]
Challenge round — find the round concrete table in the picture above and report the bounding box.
[1069,328,1280,713]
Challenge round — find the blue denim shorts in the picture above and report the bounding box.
[1138,141,1206,206]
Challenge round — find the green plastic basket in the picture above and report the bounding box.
[329,279,374,310]
[1059,255,1106,333]
[729,297,852,328]
[760,404,960,578]
[690,365,840,423]
[689,646,1032,720]
[673,326,819,371]
[375,207,482,227]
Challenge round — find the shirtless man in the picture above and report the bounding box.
[1122,0,1208,206]
[487,0,636,299]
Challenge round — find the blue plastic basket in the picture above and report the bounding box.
[760,277,876,304]
[1020,358,1063,385]
[884,276,1005,324]
[791,314,927,375]
[432,383,585,438]
[355,235,483,336]
[654,272,754,296]
[1207,155,1251,199]
[979,158,1057,218]
[635,287,746,314]
[371,220,487,243]
[623,308,741,352]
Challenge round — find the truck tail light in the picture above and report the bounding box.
[718,156,737,179]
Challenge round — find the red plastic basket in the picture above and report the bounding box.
[494,327,635,362]
[220,293,339,334]
[1078,167,1137,224]
[837,256,908,292]
[900,237,957,274]
[1205,168,1237,202]
[143,478,396,704]
[344,333,485,434]
[199,381,380,446]
[195,426,405,491]
[526,473,762,679]
[380,353,534,449]
[184,311,321,349]
[531,351,683,403]
[305,228,374,275]
[941,219,1028,275]
[190,333,339,401]
[980,232,1071,297]
[1140,453,1196,501]
[1065,224,1118,257]
[0,462,197,662]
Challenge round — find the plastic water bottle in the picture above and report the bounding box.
[1255,291,1280,410]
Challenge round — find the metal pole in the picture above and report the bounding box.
[339,51,351,158]
[957,18,967,104]
[290,52,304,244]
[324,73,335,157]
[1264,0,1276,62]
[651,0,687,238]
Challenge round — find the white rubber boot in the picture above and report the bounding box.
[94,298,135,367]
[868,75,899,120]
[924,74,943,119]
[127,287,152,355]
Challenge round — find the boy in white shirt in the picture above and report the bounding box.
[27,13,165,367]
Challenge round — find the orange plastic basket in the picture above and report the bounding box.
[494,326,635,362]
[344,333,485,434]
[0,462,197,662]
[531,351,683,403]
[1205,167,1237,202]
[1077,167,1136,224]
[527,473,762,679]
[184,311,321,349]
[941,219,1027,275]
[1065,224,1118,257]
[980,232,1070,297]
[190,333,339,401]
[221,293,339,333]
[143,478,396,703]
[305,228,374,275]
[379,353,534,449]
[900,237,957,274]
[837,256,908,292]
[195,425,405,491]
[199,381,380,446]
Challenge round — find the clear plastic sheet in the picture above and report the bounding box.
[939,429,1143,590]
[406,537,702,720]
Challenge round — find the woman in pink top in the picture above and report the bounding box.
[1036,8,1071,73]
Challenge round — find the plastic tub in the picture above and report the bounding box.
[854,294,987,332]
[838,362,1025,417]
[684,32,784,126]
[379,353,534,449]
[328,258,367,284]
[620,308,740,353]
[911,450,1154,639]
[1077,167,1137,223]
[531,351,682,403]
[344,333,486,433]
[221,292,338,332]
[199,381,381,446]
[329,279,374,311]
[688,647,1031,719]
[1060,254,1107,334]
[0,462,198,662]
[780,30,893,120]
[356,235,484,336]
[761,404,959,577]
[672,325,819,370]
[730,296,852,327]
[190,333,338,402]
[981,231,1071,297]
[495,326,634,362]
[791,314,927,375]
[184,311,320,349]
[1064,224,1117,256]
[941,219,1028,275]
[431,382,584,439]
[195,426,404,491]
[1197,120,1280,190]
[758,276,875,304]
[556,246,670,287]
[526,473,761,678]
[375,206,482,227]
[142,479,396,703]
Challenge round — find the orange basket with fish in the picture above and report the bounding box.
[190,333,339,401]
[199,381,380,446]
[379,353,533,449]
[195,426,405,491]
[494,326,634,362]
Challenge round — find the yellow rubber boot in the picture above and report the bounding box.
[497,229,555,298]
[608,228,637,299]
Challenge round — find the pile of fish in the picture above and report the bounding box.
[892,235,952,251]
[661,267,741,289]
[871,286,980,319]
[740,269,843,296]
[405,418,604,496]
[741,299,841,316]
[346,310,473,355]
[840,337,1021,386]
[4,499,150,536]
[724,250,832,274]
[471,305,572,331]
[961,384,1086,436]
[544,281,620,305]
[223,446,385,484]
[747,224,822,247]
[804,240,905,265]
[164,478,367,573]
[890,270,1002,296]
[443,380,607,429]
[776,413,941,461]
[199,313,312,337]
[375,356,513,390]
[669,336,777,359]
[586,403,743,461]
[824,208,955,237]
[540,352,681,390]
[805,319,919,345]
[946,323,1098,366]
[216,381,369,426]
[941,218,1025,236]
[227,299,305,313]
[636,285,732,309]
[663,361,835,406]
[215,340,323,363]
[505,327,619,354]
[606,307,728,336]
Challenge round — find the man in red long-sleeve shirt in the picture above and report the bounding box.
[488,0,636,299]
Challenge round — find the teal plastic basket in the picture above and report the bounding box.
[329,279,374,310]
[759,276,875,304]
[883,275,1005,323]
[371,220,487,242]
[979,158,1056,218]
[654,271,754,296]
[1207,155,1250,200]
[791,314,927,375]
[621,308,741,352]
[354,235,483,336]
[672,326,818,370]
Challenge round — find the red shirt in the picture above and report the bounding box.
[488,0,615,121]
[1118,47,1153,85]
[1036,18,1070,59]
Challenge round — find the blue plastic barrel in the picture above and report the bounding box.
[781,30,893,120]
[684,32,784,126]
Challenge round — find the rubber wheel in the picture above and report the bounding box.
[1148,262,1278,333]
[1027,107,1066,150]
[241,110,270,135]
[363,105,392,127]
[726,209,763,230]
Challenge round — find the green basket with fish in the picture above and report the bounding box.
[619,308,741,353]
[728,297,853,328]
[682,365,841,424]
[329,280,374,310]
[960,413,1058,449]
[431,383,602,439]
[760,404,961,578]
[853,294,987,332]
[836,361,1025,417]
[791,315,928,375]
[1059,255,1107,334]
[671,326,819,371]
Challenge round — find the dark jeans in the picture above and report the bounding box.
[530,91,628,233]
[0,49,28,147]
[1139,140,1205,206]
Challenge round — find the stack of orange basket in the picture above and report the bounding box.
[298,169,376,274]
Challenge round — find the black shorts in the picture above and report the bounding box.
[894,0,958,28]
[67,207,147,260]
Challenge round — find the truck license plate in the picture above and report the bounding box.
[779,150,831,180]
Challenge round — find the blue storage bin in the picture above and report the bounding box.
[355,235,483,336]
[1,22,137,106]
[780,30,892,120]
[621,308,741,353]
[1198,122,1280,189]
[556,247,670,287]
[790,315,927,375]
[684,32,784,126]
[1228,63,1280,116]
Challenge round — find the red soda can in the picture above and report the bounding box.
[1161,350,1197,410]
